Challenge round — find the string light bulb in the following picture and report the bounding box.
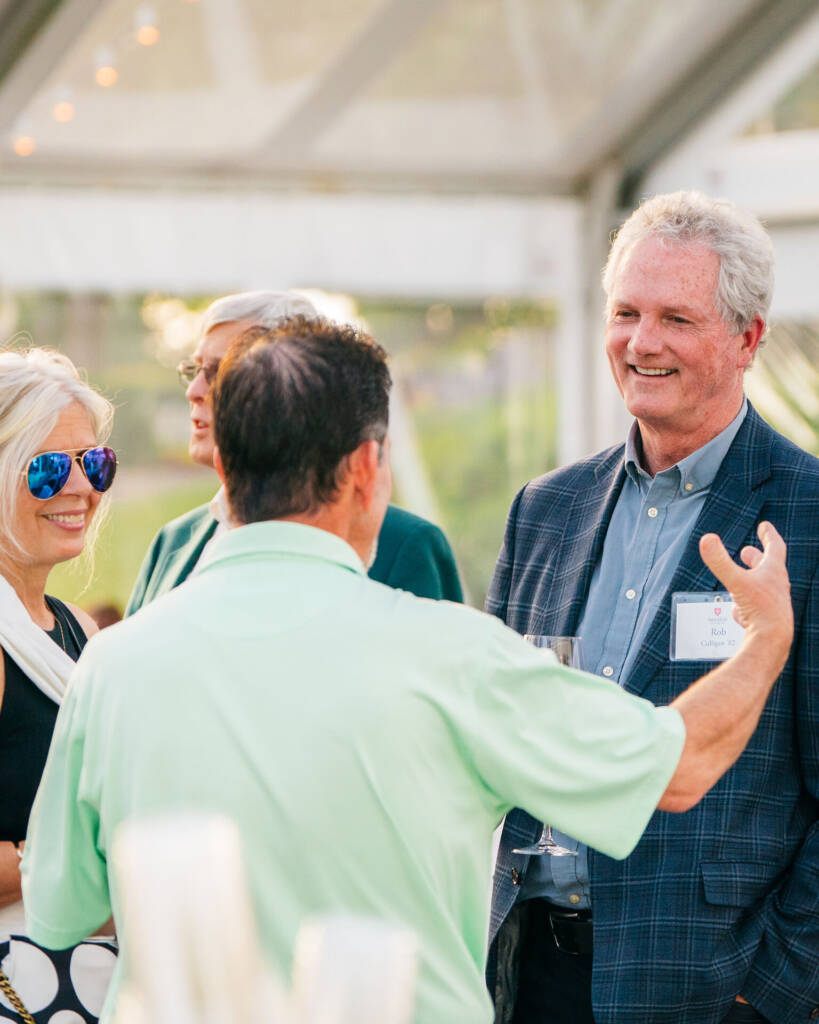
[135,5,159,46]
[94,47,118,87]
[96,65,118,87]
[52,101,75,122]
[50,85,75,123]
[137,24,159,45]
[13,135,35,157]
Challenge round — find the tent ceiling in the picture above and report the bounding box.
[1,0,816,196]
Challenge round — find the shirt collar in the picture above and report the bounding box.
[624,398,748,493]
[208,486,231,526]
[195,520,367,578]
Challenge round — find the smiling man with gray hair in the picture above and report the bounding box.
[126,290,463,613]
[487,191,819,1024]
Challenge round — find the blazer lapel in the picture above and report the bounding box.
[624,406,773,698]
[152,514,219,603]
[173,514,219,587]
[529,450,626,637]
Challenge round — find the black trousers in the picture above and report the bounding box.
[508,899,768,1024]
[510,899,595,1024]
[721,1004,769,1024]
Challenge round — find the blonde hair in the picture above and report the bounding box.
[0,347,114,563]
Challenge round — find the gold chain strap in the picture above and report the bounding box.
[0,965,36,1024]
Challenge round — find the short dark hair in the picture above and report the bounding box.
[212,315,391,523]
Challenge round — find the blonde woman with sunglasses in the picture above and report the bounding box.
[0,347,117,1024]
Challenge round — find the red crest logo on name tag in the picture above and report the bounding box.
[714,606,722,616]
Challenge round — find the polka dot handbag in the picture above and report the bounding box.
[0,936,117,1024]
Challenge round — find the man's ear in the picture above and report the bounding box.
[739,314,765,367]
[213,446,226,484]
[347,440,380,511]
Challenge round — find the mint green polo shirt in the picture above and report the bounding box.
[23,522,685,1023]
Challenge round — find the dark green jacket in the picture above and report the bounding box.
[125,502,463,616]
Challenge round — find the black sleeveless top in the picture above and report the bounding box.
[0,596,87,841]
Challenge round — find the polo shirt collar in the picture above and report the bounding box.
[624,398,748,493]
[196,520,367,577]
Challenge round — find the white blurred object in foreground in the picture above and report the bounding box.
[111,813,288,1024]
[291,914,418,1024]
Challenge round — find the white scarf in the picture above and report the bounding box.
[0,573,74,705]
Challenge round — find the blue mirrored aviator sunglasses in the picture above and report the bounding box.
[26,446,118,500]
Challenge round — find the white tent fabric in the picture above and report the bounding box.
[2,0,819,459]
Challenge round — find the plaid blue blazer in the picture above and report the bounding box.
[486,405,819,1024]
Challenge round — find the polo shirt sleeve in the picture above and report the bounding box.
[22,655,111,948]
[464,618,686,860]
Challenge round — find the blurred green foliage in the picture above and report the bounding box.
[8,290,559,611]
[413,389,557,605]
[746,59,819,133]
[7,288,818,615]
[48,478,217,612]
[746,323,819,456]
[360,298,557,605]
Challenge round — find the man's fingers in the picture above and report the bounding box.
[756,520,786,561]
[740,545,763,569]
[700,522,791,648]
[701,523,786,585]
[699,533,743,589]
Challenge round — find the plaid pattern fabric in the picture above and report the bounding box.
[486,406,819,1024]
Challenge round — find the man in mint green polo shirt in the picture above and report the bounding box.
[23,317,793,1023]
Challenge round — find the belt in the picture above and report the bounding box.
[543,903,593,957]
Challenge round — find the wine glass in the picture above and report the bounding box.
[512,635,583,857]
[292,915,418,1024]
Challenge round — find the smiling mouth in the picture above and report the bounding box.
[632,366,676,377]
[43,513,86,525]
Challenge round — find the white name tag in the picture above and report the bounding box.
[670,592,745,661]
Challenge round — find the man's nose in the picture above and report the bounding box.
[626,318,663,355]
[186,369,208,403]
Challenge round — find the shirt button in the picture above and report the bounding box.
[684,482,693,492]
[569,893,581,904]
[602,666,614,677]
[625,588,636,600]
[511,868,521,886]
[647,506,658,518]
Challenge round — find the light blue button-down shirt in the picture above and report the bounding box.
[519,400,748,908]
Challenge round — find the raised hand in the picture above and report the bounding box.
[699,522,793,651]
